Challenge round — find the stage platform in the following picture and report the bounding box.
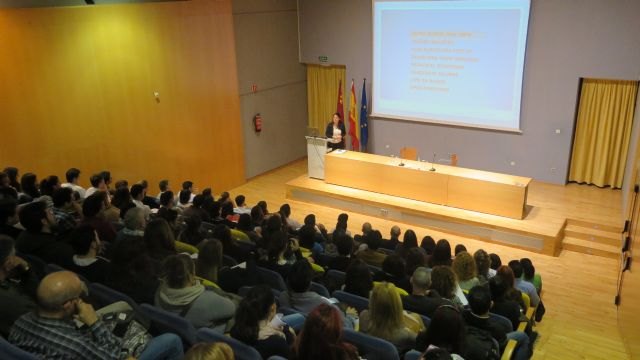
[286,174,584,256]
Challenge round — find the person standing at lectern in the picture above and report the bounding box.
[325,112,346,150]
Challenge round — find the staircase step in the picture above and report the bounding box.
[566,219,622,234]
[564,224,621,247]
[562,236,620,259]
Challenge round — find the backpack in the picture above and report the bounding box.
[464,326,501,360]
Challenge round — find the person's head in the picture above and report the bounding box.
[382,254,406,279]
[124,206,146,231]
[234,195,245,208]
[332,112,342,125]
[179,189,192,205]
[0,197,18,225]
[303,214,316,227]
[159,191,174,208]
[402,229,418,250]
[144,218,177,256]
[237,213,253,231]
[473,249,491,279]
[52,187,74,209]
[431,239,452,266]
[264,213,283,235]
[423,347,453,360]
[489,253,502,270]
[298,225,317,250]
[159,179,170,193]
[192,195,205,209]
[405,247,427,276]
[161,254,195,289]
[111,188,132,210]
[496,265,516,289]
[508,260,524,278]
[430,265,457,299]
[335,233,354,256]
[468,285,492,316]
[202,188,212,199]
[212,224,233,247]
[219,191,230,204]
[279,203,291,218]
[295,303,352,360]
[366,230,383,250]
[454,244,467,255]
[267,230,288,261]
[138,180,149,191]
[19,200,54,233]
[39,175,60,196]
[230,285,277,345]
[158,208,179,227]
[109,236,154,276]
[220,201,234,218]
[118,202,136,220]
[182,181,193,191]
[452,251,477,282]
[36,271,88,319]
[82,191,107,218]
[4,167,19,189]
[344,259,373,298]
[411,267,432,293]
[257,200,268,215]
[251,205,264,224]
[336,213,348,231]
[65,168,81,184]
[21,173,39,196]
[520,258,535,280]
[184,342,233,360]
[114,180,129,191]
[362,222,372,234]
[367,282,405,338]
[288,259,314,293]
[90,173,105,189]
[184,214,203,232]
[130,184,144,201]
[420,236,436,255]
[422,305,465,355]
[0,235,16,275]
[196,238,223,283]
[0,172,8,188]
[70,225,100,257]
[99,171,112,187]
[489,273,510,301]
[390,225,401,240]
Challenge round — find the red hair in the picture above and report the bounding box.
[293,304,357,360]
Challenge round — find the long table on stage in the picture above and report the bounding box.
[324,151,532,219]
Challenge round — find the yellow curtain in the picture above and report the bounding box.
[306,64,346,134]
[569,79,639,188]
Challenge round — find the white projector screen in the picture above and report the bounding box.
[372,0,531,132]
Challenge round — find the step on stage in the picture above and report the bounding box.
[286,175,566,256]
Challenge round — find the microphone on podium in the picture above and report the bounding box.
[429,153,436,171]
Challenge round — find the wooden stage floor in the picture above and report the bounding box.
[286,174,622,256]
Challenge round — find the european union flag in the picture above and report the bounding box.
[360,79,369,151]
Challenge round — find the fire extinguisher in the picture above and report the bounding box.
[253,113,262,133]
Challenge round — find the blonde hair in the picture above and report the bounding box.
[184,342,234,360]
[367,282,405,339]
[452,251,477,282]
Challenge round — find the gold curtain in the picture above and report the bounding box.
[569,79,639,188]
[306,64,346,133]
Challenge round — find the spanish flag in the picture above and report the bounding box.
[348,80,360,151]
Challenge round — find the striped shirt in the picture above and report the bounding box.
[9,312,122,360]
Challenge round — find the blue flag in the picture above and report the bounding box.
[360,79,369,151]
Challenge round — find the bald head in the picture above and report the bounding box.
[124,206,146,231]
[37,271,85,312]
[391,225,401,237]
[362,222,372,234]
[411,267,432,292]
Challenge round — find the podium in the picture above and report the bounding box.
[306,136,329,179]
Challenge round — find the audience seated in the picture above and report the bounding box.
[402,267,450,318]
[233,195,252,215]
[381,225,401,250]
[374,254,412,293]
[474,249,494,284]
[396,229,421,259]
[430,266,464,309]
[520,258,542,294]
[131,184,152,220]
[184,342,233,360]
[420,236,436,258]
[81,192,117,243]
[106,236,159,304]
[214,224,249,263]
[278,259,332,314]
[453,251,480,291]
[155,254,235,332]
[416,305,466,359]
[184,195,211,223]
[359,282,424,352]
[10,271,184,359]
[69,225,112,284]
[20,173,40,201]
[496,265,527,311]
[0,197,22,239]
[356,230,386,268]
[292,303,359,360]
[236,213,262,245]
[156,179,171,201]
[343,259,373,298]
[231,285,295,359]
[4,167,21,192]
[405,247,427,277]
[489,253,502,271]
[332,213,351,238]
[279,203,301,231]
[178,214,206,247]
[16,200,74,268]
[115,206,146,244]
[327,232,354,272]
[0,235,39,337]
[454,244,467,256]
[489,275,524,331]
[428,239,453,267]
[139,180,160,210]
[144,218,178,262]
[85,173,106,198]
[509,260,540,307]
[52,187,81,237]
[259,230,295,279]
[195,239,223,284]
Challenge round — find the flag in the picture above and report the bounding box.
[336,80,344,121]
[348,80,360,151]
[360,79,369,151]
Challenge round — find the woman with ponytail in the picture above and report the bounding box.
[292,303,359,360]
[230,285,295,359]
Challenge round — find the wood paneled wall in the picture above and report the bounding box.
[0,0,245,193]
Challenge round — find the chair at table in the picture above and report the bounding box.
[332,290,369,313]
[88,283,141,312]
[310,281,330,298]
[196,328,261,360]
